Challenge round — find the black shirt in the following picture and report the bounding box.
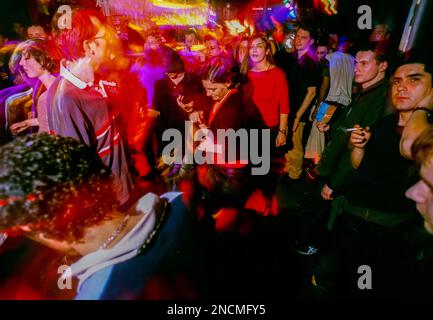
[346,114,418,214]
[275,49,321,123]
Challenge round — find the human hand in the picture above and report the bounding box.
[317,122,330,132]
[276,131,286,147]
[321,184,334,201]
[176,95,194,113]
[10,120,30,135]
[349,125,371,149]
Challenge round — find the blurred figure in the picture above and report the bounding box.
[131,29,177,108]
[184,28,198,52]
[48,9,133,208]
[9,39,58,135]
[315,44,329,62]
[369,23,391,43]
[232,36,249,74]
[407,127,433,235]
[11,23,26,41]
[178,29,202,73]
[201,35,232,68]
[0,134,202,299]
[26,25,48,40]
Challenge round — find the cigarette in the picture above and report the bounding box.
[345,127,363,132]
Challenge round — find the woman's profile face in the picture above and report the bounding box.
[238,40,248,63]
[19,54,45,79]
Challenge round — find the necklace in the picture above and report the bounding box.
[99,215,130,250]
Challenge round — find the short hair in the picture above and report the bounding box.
[51,8,105,61]
[0,134,116,242]
[395,48,433,79]
[296,23,318,42]
[355,41,388,64]
[412,126,433,166]
[10,39,59,74]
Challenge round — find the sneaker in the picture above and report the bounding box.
[296,245,319,255]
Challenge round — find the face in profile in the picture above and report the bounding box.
[354,50,386,86]
[86,17,121,69]
[19,54,46,79]
[406,157,433,235]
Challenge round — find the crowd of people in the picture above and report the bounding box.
[0,7,432,299]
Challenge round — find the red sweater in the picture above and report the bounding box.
[247,67,290,127]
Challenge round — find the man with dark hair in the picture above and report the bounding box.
[286,43,390,257]
[399,50,433,159]
[317,42,390,200]
[46,9,133,208]
[313,54,433,298]
[0,134,203,299]
[153,51,206,158]
[275,24,321,181]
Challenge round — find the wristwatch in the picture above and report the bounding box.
[278,129,287,135]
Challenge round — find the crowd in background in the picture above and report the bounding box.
[0,7,433,299]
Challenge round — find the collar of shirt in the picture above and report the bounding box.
[60,60,94,90]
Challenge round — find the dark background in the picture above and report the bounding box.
[0,0,431,52]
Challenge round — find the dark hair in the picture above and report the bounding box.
[355,41,388,63]
[202,59,239,88]
[395,48,433,78]
[10,39,60,75]
[0,134,116,242]
[412,126,433,166]
[296,23,318,42]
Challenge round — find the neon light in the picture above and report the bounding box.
[313,0,338,15]
[224,19,254,36]
[151,0,207,10]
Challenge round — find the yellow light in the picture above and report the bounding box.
[151,0,207,10]
[128,22,143,32]
[151,11,208,26]
[224,20,255,36]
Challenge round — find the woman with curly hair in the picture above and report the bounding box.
[9,39,59,134]
[0,134,202,299]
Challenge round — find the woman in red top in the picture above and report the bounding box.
[244,34,290,215]
[247,34,290,151]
